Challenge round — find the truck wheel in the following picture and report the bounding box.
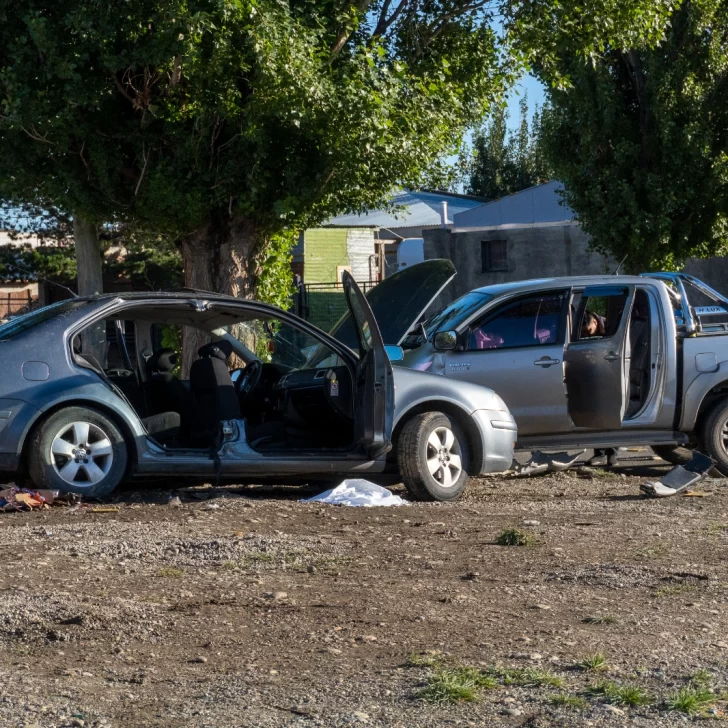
[651,445,694,466]
[28,406,128,498]
[398,412,469,502]
[701,399,728,477]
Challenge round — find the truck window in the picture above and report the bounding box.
[574,286,630,341]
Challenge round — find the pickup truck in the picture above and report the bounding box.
[397,269,728,475]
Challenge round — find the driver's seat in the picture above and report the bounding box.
[189,340,241,446]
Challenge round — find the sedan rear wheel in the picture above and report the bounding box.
[398,412,469,501]
[28,406,128,498]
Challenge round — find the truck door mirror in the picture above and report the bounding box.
[433,330,458,351]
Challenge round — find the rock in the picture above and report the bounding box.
[356,635,377,643]
[529,653,543,661]
[190,656,208,663]
[523,520,540,526]
[714,641,728,649]
[533,603,552,610]
[502,697,516,704]
[349,711,370,723]
[326,647,343,655]
[307,564,316,574]
[273,591,287,600]
[604,705,625,716]
[502,708,523,717]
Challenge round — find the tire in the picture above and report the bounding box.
[651,445,694,466]
[701,399,728,477]
[398,412,470,502]
[27,406,129,498]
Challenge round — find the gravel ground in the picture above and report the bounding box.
[1,449,727,727]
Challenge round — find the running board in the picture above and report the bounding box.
[516,430,689,452]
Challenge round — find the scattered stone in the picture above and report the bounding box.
[502,708,523,717]
[604,705,625,716]
[523,520,540,526]
[350,711,370,724]
[533,603,552,610]
[529,653,543,661]
[189,656,208,664]
[326,647,343,655]
[307,564,316,574]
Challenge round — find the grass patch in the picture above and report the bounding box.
[587,680,652,706]
[654,583,698,598]
[157,567,185,578]
[577,653,608,672]
[489,666,565,688]
[495,528,535,546]
[416,665,497,704]
[665,685,714,715]
[582,614,619,625]
[689,668,713,686]
[592,468,618,479]
[409,651,445,668]
[548,694,588,710]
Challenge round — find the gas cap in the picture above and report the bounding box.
[22,361,50,381]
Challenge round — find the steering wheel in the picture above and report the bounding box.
[234,360,263,403]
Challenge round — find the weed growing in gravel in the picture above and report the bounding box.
[587,680,652,706]
[654,583,698,598]
[665,685,714,715]
[689,669,713,686]
[582,614,619,625]
[577,653,608,672]
[592,468,617,479]
[416,666,496,704]
[409,651,445,668]
[495,528,534,546]
[157,567,185,578]
[548,694,588,710]
[489,666,565,688]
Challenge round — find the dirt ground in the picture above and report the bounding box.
[1,449,727,728]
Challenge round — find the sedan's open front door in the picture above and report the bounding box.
[564,285,634,429]
[342,271,394,458]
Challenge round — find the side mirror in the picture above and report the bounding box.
[384,345,404,362]
[230,368,243,383]
[433,330,458,351]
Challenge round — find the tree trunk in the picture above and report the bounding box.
[74,214,105,362]
[180,215,262,375]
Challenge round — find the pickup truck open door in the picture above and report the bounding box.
[564,285,635,429]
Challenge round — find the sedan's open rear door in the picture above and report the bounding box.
[564,285,634,429]
[342,271,394,458]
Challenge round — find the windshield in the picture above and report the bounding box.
[402,291,493,348]
[0,299,88,341]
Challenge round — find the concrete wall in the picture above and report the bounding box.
[424,223,728,307]
[424,223,613,306]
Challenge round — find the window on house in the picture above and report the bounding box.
[481,240,508,272]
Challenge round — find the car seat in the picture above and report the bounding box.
[145,348,193,435]
[189,340,241,446]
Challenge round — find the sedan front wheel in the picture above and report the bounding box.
[398,411,469,501]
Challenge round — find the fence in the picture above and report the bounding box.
[298,281,377,332]
[1,290,39,319]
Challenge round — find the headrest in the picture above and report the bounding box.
[148,348,178,373]
[198,339,234,361]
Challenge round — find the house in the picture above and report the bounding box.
[424,181,728,305]
[294,190,485,329]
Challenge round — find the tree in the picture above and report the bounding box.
[467,96,553,199]
[537,0,728,272]
[0,0,681,301]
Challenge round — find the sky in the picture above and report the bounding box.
[505,74,547,127]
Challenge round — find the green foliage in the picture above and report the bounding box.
[538,0,728,272]
[665,685,714,714]
[0,243,77,285]
[587,680,653,706]
[468,97,553,200]
[0,0,684,295]
[160,325,183,376]
[416,665,497,704]
[549,693,588,710]
[495,527,534,546]
[255,230,295,309]
[577,653,609,672]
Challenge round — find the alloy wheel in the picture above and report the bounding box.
[50,421,114,486]
[426,426,463,488]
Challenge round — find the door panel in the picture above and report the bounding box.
[444,290,572,436]
[342,271,394,457]
[565,286,634,429]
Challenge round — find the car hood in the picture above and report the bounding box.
[330,259,456,348]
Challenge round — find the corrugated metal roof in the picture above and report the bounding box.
[324,190,486,229]
[452,181,574,229]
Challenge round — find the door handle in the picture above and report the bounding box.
[604,352,621,361]
[534,356,560,368]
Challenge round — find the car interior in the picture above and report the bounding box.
[71,304,356,453]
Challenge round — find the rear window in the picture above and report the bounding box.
[0,300,88,341]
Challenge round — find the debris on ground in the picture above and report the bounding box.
[509,450,586,477]
[304,479,406,507]
[0,486,56,511]
[640,452,714,498]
